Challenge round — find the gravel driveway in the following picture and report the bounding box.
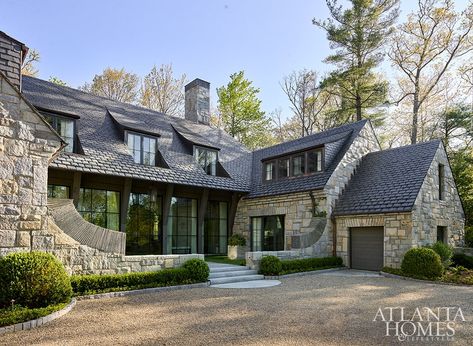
[2,271,472,346]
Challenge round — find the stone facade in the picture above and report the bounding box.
[184,78,210,125]
[233,121,380,264]
[412,143,465,247]
[0,73,63,257]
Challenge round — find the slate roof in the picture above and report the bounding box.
[332,140,441,216]
[248,120,369,198]
[22,76,252,192]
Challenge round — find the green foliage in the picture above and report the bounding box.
[314,0,399,121]
[452,253,473,270]
[217,71,273,149]
[182,259,209,282]
[442,266,473,285]
[228,234,246,246]
[401,248,444,280]
[280,256,343,275]
[48,76,68,86]
[465,227,473,247]
[259,256,282,276]
[71,267,197,296]
[381,266,403,276]
[426,242,453,269]
[449,147,473,229]
[205,255,246,266]
[0,252,72,309]
[0,303,67,327]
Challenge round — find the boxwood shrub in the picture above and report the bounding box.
[401,248,443,280]
[228,234,246,246]
[452,253,473,269]
[427,242,453,269]
[259,256,282,276]
[280,256,343,275]
[0,251,72,308]
[71,259,210,296]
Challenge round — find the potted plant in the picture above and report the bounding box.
[227,234,248,259]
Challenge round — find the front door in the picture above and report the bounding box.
[251,215,285,251]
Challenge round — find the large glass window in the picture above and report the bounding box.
[251,215,285,251]
[195,146,218,176]
[126,132,157,166]
[44,114,75,153]
[167,197,197,254]
[204,201,228,254]
[78,188,120,231]
[126,193,162,255]
[47,184,70,199]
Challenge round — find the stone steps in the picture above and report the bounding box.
[209,274,265,285]
[207,263,264,285]
[209,269,258,279]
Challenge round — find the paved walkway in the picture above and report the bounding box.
[1,274,472,345]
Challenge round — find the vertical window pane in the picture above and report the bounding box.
[278,158,289,178]
[252,217,262,251]
[308,150,322,173]
[292,155,305,176]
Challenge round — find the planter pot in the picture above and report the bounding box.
[227,245,248,260]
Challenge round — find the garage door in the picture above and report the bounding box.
[350,227,384,271]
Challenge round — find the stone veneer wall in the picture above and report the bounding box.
[411,143,465,247]
[0,74,62,256]
[335,213,413,269]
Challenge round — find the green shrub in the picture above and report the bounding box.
[280,256,343,274]
[381,266,403,276]
[465,227,473,247]
[0,303,67,327]
[0,252,72,308]
[427,242,453,269]
[401,248,443,280]
[452,253,473,269]
[70,267,195,296]
[228,234,246,246]
[182,259,209,282]
[259,256,282,276]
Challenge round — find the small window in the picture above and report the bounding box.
[278,158,290,179]
[437,226,446,243]
[292,154,305,176]
[439,164,445,200]
[307,150,323,173]
[264,162,275,181]
[195,146,218,175]
[44,114,75,153]
[126,132,157,166]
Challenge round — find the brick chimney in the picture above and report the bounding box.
[0,31,28,91]
[185,78,210,125]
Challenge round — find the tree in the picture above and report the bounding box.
[217,71,271,149]
[80,67,139,103]
[280,70,332,137]
[49,76,67,86]
[314,0,399,121]
[389,0,473,144]
[450,148,473,228]
[21,49,40,77]
[140,64,187,117]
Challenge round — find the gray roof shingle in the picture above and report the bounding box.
[332,140,441,216]
[22,76,252,192]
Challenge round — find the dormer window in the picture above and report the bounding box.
[263,147,324,182]
[126,131,157,166]
[194,146,218,175]
[43,114,75,153]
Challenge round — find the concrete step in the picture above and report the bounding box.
[208,265,249,273]
[209,270,258,279]
[209,274,264,285]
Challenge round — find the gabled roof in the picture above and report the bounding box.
[248,120,368,198]
[22,76,252,192]
[333,140,441,216]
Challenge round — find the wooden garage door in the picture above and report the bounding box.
[350,227,384,271]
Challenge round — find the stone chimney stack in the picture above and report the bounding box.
[185,78,210,125]
[0,32,28,91]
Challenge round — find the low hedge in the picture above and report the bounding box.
[280,256,343,275]
[71,259,209,295]
[0,303,67,327]
[259,256,343,276]
[452,253,473,269]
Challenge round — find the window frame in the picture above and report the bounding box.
[262,146,324,183]
[43,113,76,153]
[77,187,121,231]
[439,164,445,200]
[193,145,219,176]
[125,130,158,166]
[250,215,285,251]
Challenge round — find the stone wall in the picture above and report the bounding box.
[412,143,465,247]
[335,213,413,269]
[0,73,62,257]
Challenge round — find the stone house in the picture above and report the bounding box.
[0,31,465,273]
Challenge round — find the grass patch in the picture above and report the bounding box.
[205,255,246,266]
[0,303,67,327]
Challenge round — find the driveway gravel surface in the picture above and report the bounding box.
[1,270,472,345]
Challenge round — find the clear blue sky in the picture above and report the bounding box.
[1,0,469,119]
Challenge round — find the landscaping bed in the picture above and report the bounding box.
[205,255,246,266]
[0,303,67,328]
[259,255,343,276]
